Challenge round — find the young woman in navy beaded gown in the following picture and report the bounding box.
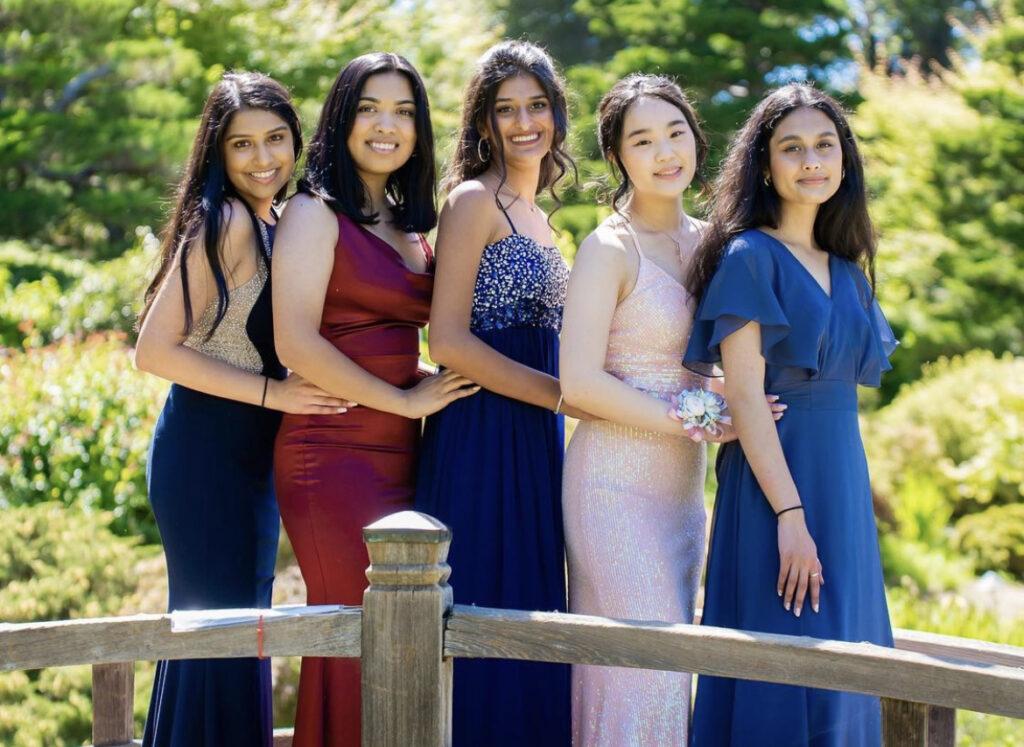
[683,84,896,746]
[416,41,586,745]
[135,73,347,747]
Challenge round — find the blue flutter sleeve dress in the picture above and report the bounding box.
[683,228,897,747]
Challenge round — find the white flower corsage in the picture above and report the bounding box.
[673,388,730,435]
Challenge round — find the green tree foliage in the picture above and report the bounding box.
[0,0,498,256]
[0,334,167,541]
[855,3,1024,397]
[565,0,854,156]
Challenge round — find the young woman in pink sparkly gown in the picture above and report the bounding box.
[560,75,784,746]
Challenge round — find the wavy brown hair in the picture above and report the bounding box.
[687,84,876,303]
[139,72,302,337]
[597,73,709,211]
[443,40,576,209]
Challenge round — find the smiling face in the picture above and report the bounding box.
[222,107,295,211]
[346,71,418,182]
[484,73,554,169]
[616,95,697,200]
[767,106,843,208]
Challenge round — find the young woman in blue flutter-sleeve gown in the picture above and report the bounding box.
[683,84,897,746]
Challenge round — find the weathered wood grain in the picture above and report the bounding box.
[893,628,1024,669]
[92,662,134,746]
[0,607,361,670]
[361,511,453,747]
[882,698,956,746]
[445,606,1024,719]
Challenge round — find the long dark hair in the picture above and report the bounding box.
[299,52,437,233]
[139,72,302,336]
[687,83,876,303]
[443,40,576,207]
[597,73,709,211]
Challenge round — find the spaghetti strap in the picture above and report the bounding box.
[621,218,647,261]
[496,197,518,235]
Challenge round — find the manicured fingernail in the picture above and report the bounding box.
[769,395,779,401]
[813,603,819,613]
[778,404,788,409]
[784,601,790,610]
[795,607,802,617]
[337,407,346,413]
[777,588,782,597]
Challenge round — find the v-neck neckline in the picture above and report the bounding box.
[354,220,431,276]
[756,229,834,300]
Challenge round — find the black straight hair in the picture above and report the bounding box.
[597,73,709,211]
[443,40,576,210]
[139,72,302,337]
[687,83,876,304]
[299,52,437,233]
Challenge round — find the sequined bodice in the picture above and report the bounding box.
[184,261,269,374]
[470,233,569,333]
[606,252,697,398]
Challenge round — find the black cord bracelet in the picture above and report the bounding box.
[260,376,269,408]
[775,504,804,518]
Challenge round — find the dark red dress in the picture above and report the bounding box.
[274,212,433,747]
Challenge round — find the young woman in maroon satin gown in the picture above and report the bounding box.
[271,53,478,747]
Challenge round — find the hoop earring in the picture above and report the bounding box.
[763,174,772,187]
[477,138,490,163]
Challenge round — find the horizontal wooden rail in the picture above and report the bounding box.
[0,607,361,671]
[444,606,1024,720]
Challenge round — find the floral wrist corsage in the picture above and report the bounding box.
[673,388,730,436]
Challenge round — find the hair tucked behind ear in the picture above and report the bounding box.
[687,83,875,304]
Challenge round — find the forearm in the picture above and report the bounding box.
[431,331,560,410]
[134,342,267,405]
[562,369,678,435]
[279,331,409,415]
[727,384,801,512]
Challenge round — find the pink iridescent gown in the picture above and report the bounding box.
[563,221,707,746]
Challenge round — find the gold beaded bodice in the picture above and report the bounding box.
[183,260,268,374]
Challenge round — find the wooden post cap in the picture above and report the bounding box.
[364,511,452,590]
[363,510,451,544]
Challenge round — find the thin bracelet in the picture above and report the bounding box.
[554,393,564,415]
[775,504,804,518]
[260,376,269,408]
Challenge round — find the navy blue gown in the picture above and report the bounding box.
[416,212,572,746]
[683,229,897,746]
[144,220,282,747]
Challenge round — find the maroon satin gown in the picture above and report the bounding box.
[274,212,433,747]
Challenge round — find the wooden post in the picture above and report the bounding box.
[361,511,453,747]
[882,698,955,746]
[92,661,134,746]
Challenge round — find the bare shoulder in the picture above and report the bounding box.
[276,193,339,250]
[576,216,630,266]
[436,180,500,255]
[216,198,258,268]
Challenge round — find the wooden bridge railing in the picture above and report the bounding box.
[2,510,1023,746]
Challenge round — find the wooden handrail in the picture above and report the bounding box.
[444,606,1024,719]
[3,511,1022,746]
[0,607,361,671]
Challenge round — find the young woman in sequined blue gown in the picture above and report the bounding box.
[415,41,584,745]
[135,74,346,747]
